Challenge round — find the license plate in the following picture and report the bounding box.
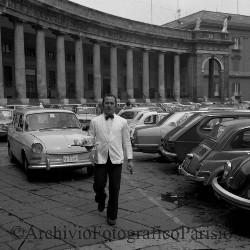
[63,155,78,163]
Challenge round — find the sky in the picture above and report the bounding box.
[70,0,250,25]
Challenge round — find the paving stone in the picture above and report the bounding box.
[46,206,84,219]
[119,199,156,212]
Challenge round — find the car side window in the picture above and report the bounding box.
[200,118,220,132]
[231,130,250,149]
[18,114,24,130]
[144,115,156,124]
[120,111,135,119]
[13,113,20,128]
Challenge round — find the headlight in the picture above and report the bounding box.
[223,161,232,178]
[31,143,43,154]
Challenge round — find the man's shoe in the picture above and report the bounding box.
[107,217,116,226]
[98,202,105,212]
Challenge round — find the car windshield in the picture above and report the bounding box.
[0,110,12,120]
[25,112,80,131]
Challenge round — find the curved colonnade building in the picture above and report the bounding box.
[0,0,232,105]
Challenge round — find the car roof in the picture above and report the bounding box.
[220,119,250,128]
[13,108,75,115]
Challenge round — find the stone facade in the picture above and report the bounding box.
[0,0,232,104]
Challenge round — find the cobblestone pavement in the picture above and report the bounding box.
[0,140,250,249]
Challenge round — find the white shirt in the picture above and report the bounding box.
[89,113,133,164]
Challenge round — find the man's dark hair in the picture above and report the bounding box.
[102,94,117,106]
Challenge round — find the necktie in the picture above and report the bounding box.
[105,114,114,120]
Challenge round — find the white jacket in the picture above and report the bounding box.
[89,114,133,164]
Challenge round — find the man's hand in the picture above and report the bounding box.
[127,159,134,175]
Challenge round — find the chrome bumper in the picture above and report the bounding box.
[28,159,92,170]
[159,145,177,158]
[212,177,250,210]
[178,163,204,181]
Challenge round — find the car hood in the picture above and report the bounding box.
[30,130,89,153]
[0,119,12,125]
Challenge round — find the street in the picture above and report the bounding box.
[0,140,250,250]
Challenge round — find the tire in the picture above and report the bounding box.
[87,165,94,176]
[23,155,34,182]
[8,143,15,163]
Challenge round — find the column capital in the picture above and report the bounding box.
[32,24,47,31]
[52,30,67,37]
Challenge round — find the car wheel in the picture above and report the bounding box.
[87,166,94,176]
[8,143,15,163]
[23,155,34,181]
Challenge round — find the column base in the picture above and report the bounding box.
[79,98,87,104]
[128,98,136,104]
[144,98,151,103]
[60,99,69,104]
[38,98,50,105]
[0,98,7,106]
[19,98,30,105]
[96,98,103,104]
[159,97,167,103]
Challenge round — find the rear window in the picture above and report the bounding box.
[120,111,137,119]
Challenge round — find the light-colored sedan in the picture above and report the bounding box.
[132,111,194,154]
[129,111,170,138]
[0,109,13,139]
[8,109,94,180]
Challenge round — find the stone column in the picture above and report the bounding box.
[93,42,102,103]
[223,55,229,100]
[56,33,67,104]
[75,37,86,103]
[14,21,28,104]
[158,52,166,102]
[110,46,118,98]
[36,27,49,104]
[0,25,7,105]
[219,70,225,101]
[174,54,180,101]
[208,58,215,98]
[126,47,135,102]
[143,49,150,103]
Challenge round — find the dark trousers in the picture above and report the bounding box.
[93,155,122,220]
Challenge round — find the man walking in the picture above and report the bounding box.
[89,94,133,226]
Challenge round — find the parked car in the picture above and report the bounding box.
[118,107,162,124]
[8,108,94,180]
[129,111,170,138]
[212,155,250,210]
[75,106,97,131]
[179,119,250,185]
[160,111,250,163]
[0,109,13,139]
[132,111,194,154]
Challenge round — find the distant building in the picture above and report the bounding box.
[0,1,231,105]
[163,10,250,101]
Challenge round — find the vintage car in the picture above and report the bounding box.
[75,106,97,131]
[179,119,250,185]
[160,111,250,163]
[0,109,13,139]
[8,109,94,180]
[132,111,195,154]
[212,155,250,210]
[118,107,163,124]
[129,111,170,138]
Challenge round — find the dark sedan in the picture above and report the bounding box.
[212,155,250,210]
[179,119,250,185]
[160,111,250,163]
